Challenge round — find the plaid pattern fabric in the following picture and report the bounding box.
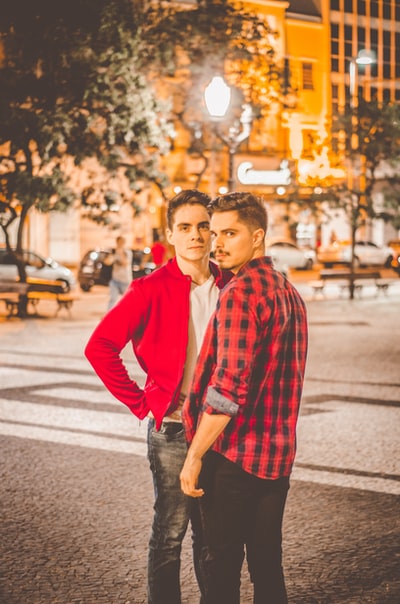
[182,256,308,479]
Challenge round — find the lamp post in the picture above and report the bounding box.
[347,49,376,299]
[204,75,253,194]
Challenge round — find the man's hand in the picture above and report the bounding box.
[180,453,204,498]
[180,412,231,497]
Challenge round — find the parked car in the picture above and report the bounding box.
[317,240,395,268]
[0,248,76,291]
[78,248,156,291]
[265,240,316,273]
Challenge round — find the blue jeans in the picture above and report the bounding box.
[147,419,204,604]
[198,451,289,604]
[108,278,129,310]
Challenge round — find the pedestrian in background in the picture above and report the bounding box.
[106,235,133,310]
[150,230,168,268]
[180,192,308,604]
[85,189,231,604]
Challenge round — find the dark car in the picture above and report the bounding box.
[78,248,156,292]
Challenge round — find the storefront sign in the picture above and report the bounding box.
[237,159,291,186]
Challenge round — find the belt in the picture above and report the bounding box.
[159,421,183,435]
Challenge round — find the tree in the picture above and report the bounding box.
[297,99,400,298]
[0,1,280,264]
[0,0,173,276]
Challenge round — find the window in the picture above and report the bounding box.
[383,31,391,47]
[383,4,391,19]
[344,0,353,12]
[344,25,352,41]
[345,41,353,59]
[302,62,314,90]
[357,0,366,16]
[383,46,390,63]
[370,1,379,18]
[370,87,378,101]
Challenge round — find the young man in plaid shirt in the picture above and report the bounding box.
[180,192,308,603]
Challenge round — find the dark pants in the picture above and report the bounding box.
[147,419,204,604]
[198,451,289,604]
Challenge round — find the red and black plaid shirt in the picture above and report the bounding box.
[182,256,308,479]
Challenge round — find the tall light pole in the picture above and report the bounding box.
[348,49,376,299]
[204,75,253,194]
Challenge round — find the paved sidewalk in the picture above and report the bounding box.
[0,280,399,603]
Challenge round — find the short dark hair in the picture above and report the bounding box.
[167,189,211,230]
[209,192,267,233]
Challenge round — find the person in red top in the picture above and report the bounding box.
[85,189,231,604]
[150,230,168,267]
[180,192,308,604]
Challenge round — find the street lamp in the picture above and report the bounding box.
[347,49,376,299]
[204,75,253,194]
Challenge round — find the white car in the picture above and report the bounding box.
[265,240,316,273]
[317,240,395,268]
[0,248,76,291]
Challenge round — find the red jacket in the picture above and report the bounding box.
[85,258,230,429]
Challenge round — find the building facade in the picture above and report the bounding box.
[11,0,399,265]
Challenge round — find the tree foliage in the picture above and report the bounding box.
[295,100,400,234]
[0,0,280,271]
[324,99,400,230]
[0,0,174,261]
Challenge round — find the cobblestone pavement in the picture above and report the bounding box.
[1,277,399,603]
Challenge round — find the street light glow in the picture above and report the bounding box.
[355,49,376,66]
[349,49,376,105]
[204,76,231,118]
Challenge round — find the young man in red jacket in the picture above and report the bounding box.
[85,189,230,604]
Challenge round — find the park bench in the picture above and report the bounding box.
[0,278,79,317]
[309,269,393,298]
[0,281,30,316]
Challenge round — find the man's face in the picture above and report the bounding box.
[211,210,263,274]
[166,204,211,262]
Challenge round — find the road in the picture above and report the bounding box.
[0,274,399,603]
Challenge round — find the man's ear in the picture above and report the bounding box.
[165,229,173,246]
[253,228,265,248]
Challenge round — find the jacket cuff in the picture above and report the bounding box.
[205,386,239,416]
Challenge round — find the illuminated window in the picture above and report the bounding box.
[302,62,314,90]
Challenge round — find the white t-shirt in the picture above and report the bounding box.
[179,274,219,406]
